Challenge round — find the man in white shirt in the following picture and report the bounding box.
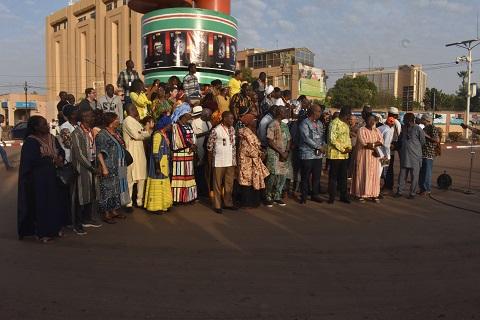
[0,114,13,170]
[58,104,78,163]
[207,111,237,214]
[123,104,151,210]
[378,116,396,183]
[97,84,124,123]
[191,106,212,197]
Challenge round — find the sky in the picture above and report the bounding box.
[0,0,479,95]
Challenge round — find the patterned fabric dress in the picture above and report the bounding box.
[95,129,130,211]
[350,127,383,198]
[144,131,173,212]
[171,123,197,203]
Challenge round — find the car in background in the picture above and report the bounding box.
[10,121,27,140]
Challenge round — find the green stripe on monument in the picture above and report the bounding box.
[143,18,237,38]
[143,7,238,25]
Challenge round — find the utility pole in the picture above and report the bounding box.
[446,39,480,139]
[24,81,29,121]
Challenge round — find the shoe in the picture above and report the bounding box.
[102,217,117,224]
[124,207,134,213]
[214,208,223,214]
[358,198,366,202]
[82,220,102,228]
[339,198,351,204]
[264,200,273,208]
[393,193,402,198]
[74,227,87,235]
[373,198,380,203]
[224,206,239,211]
[311,196,323,203]
[407,195,415,200]
[299,197,307,204]
[274,200,287,206]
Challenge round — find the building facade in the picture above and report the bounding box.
[46,0,143,115]
[0,93,48,126]
[237,48,327,100]
[347,65,427,109]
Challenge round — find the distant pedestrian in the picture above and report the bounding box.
[57,91,68,125]
[0,114,14,170]
[78,88,98,112]
[97,84,124,123]
[183,63,201,99]
[117,59,140,103]
[418,114,439,195]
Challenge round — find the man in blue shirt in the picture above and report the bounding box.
[298,104,325,204]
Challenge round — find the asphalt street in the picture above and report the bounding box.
[0,146,479,319]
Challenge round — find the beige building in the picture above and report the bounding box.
[0,93,48,126]
[347,65,427,109]
[46,0,143,117]
[237,48,327,100]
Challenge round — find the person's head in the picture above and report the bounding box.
[201,108,212,122]
[85,88,97,101]
[365,114,376,129]
[157,85,166,99]
[151,79,160,88]
[115,89,125,101]
[307,103,322,121]
[126,103,139,119]
[63,104,79,123]
[222,111,234,127]
[386,116,396,128]
[66,94,76,105]
[188,63,197,74]
[403,112,415,126]
[362,105,373,121]
[282,90,292,101]
[168,76,180,87]
[211,79,222,90]
[166,85,178,99]
[126,60,134,70]
[79,109,95,128]
[220,87,228,97]
[234,70,242,80]
[349,114,357,127]
[130,79,144,94]
[93,109,104,128]
[339,106,352,123]
[179,112,192,124]
[297,95,310,109]
[105,84,115,97]
[141,115,155,130]
[26,116,49,137]
[156,115,173,132]
[421,114,433,125]
[387,107,399,119]
[332,111,340,120]
[259,72,266,82]
[59,91,67,101]
[103,112,120,130]
[275,105,287,120]
[241,113,257,131]
[273,87,282,99]
[240,82,249,95]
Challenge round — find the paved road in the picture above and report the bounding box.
[1,146,479,319]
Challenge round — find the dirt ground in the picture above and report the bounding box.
[0,146,479,319]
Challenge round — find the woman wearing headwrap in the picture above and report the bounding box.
[144,116,174,213]
[170,103,198,203]
[237,113,270,208]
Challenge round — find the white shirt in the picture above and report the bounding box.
[274,98,285,106]
[212,125,234,168]
[59,121,76,163]
[191,118,211,166]
[378,124,394,159]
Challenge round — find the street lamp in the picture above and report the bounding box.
[446,39,480,139]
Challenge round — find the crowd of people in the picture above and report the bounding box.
[17,60,443,243]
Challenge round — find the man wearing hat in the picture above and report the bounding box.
[418,114,439,195]
[191,105,212,197]
[384,106,402,191]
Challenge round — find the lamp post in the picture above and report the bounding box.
[446,39,480,139]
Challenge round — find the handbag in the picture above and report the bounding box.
[56,163,75,186]
[124,148,133,166]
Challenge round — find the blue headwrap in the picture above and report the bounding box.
[156,115,172,131]
[170,102,191,123]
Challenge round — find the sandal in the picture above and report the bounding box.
[38,237,54,244]
[103,217,117,224]
[358,198,366,202]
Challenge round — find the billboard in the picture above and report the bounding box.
[143,30,237,73]
[298,63,326,99]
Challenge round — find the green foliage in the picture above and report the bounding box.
[240,68,255,84]
[328,76,377,109]
[375,92,402,108]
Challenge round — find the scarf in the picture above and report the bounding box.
[30,134,57,159]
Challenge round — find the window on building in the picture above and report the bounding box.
[267,76,273,86]
[90,11,96,19]
[106,2,113,11]
[78,16,86,22]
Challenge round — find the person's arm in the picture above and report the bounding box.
[418,126,426,146]
[97,153,109,177]
[267,123,287,158]
[329,121,351,153]
[206,128,217,153]
[123,118,150,141]
[151,132,162,175]
[117,71,124,90]
[299,121,320,150]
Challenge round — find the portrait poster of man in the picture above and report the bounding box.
[187,30,208,67]
[213,34,226,69]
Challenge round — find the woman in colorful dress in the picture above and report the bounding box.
[150,86,172,119]
[96,112,130,223]
[170,103,198,203]
[144,115,174,214]
[350,114,384,202]
[237,114,270,208]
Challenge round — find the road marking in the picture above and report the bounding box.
[445,145,480,149]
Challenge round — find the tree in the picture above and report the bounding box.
[374,92,402,108]
[423,87,456,111]
[240,67,254,84]
[327,76,377,109]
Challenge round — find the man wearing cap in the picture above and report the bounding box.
[228,70,242,97]
[192,106,212,197]
[384,107,402,191]
[418,114,439,195]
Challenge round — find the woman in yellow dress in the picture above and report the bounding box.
[144,115,173,214]
[130,79,151,120]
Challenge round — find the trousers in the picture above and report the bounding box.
[328,159,348,201]
[300,158,322,199]
[213,166,235,209]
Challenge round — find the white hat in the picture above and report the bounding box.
[387,107,399,115]
[375,113,384,123]
[265,85,274,96]
[191,105,203,116]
